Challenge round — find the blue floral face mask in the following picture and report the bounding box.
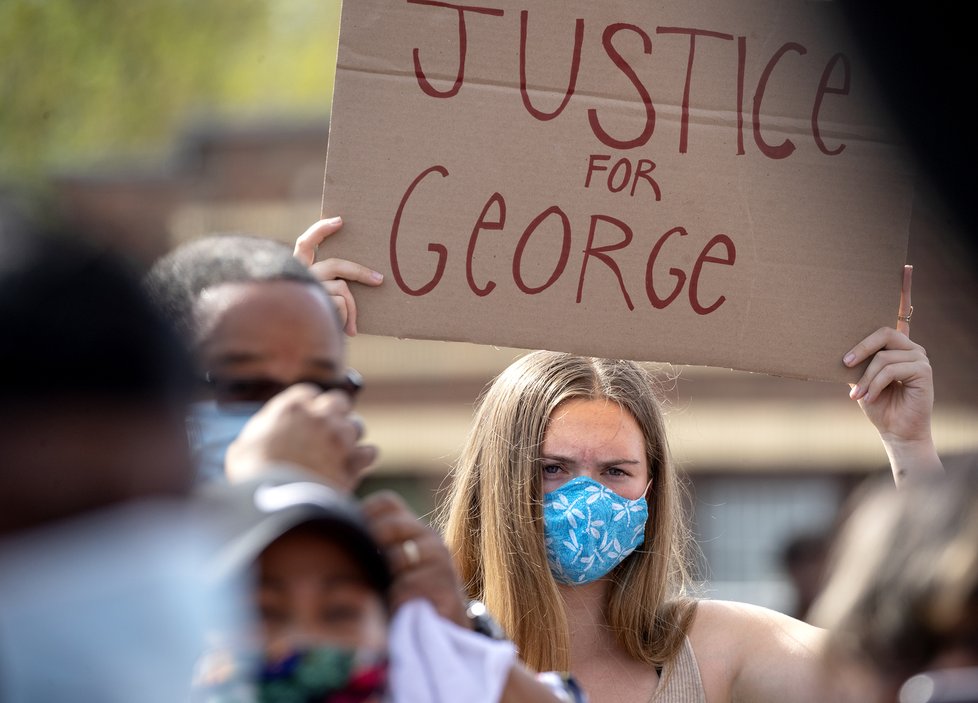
[543,476,650,585]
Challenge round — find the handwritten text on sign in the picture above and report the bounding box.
[324,0,912,380]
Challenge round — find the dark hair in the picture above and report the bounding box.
[144,234,327,340]
[198,470,392,596]
[0,207,194,407]
[781,531,830,570]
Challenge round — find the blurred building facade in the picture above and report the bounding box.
[53,119,978,614]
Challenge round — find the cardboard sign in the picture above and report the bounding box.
[323,0,913,381]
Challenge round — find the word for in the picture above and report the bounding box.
[389,165,737,315]
[584,155,661,199]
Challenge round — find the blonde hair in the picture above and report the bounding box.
[438,351,697,672]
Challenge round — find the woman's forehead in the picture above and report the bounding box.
[543,398,645,455]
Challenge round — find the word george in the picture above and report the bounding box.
[389,165,737,315]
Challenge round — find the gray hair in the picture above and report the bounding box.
[145,234,326,340]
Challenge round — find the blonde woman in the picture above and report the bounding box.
[296,219,941,703]
[439,345,937,703]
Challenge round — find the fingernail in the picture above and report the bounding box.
[849,385,861,399]
[370,270,384,283]
[843,353,856,366]
[325,216,342,225]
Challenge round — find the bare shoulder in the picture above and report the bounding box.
[686,600,828,703]
[693,599,823,643]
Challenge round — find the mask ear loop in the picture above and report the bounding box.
[641,476,654,500]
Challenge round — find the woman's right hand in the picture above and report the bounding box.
[293,217,384,336]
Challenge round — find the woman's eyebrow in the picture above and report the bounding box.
[538,455,641,467]
[539,454,575,464]
[598,459,642,469]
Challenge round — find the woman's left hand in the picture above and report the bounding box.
[843,265,942,482]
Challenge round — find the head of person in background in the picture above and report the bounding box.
[194,470,391,703]
[0,201,196,535]
[440,350,698,673]
[811,457,978,703]
[780,530,831,623]
[145,235,369,483]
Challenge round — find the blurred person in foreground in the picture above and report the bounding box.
[192,472,394,703]
[0,205,221,701]
[193,471,561,703]
[812,456,978,703]
[188,468,571,703]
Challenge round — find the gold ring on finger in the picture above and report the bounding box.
[401,538,421,567]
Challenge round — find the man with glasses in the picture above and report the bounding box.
[145,234,375,487]
[146,230,572,703]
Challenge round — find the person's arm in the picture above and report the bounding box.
[293,218,384,336]
[843,265,942,486]
[690,600,829,703]
[362,492,564,703]
[503,666,576,703]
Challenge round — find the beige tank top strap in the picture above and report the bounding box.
[649,637,707,703]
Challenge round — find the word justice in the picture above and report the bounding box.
[407,0,851,158]
[389,166,737,316]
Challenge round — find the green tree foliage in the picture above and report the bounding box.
[0,0,341,177]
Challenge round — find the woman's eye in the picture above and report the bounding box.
[541,464,563,475]
[605,467,626,477]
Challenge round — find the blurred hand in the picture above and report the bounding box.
[361,491,469,629]
[294,217,384,336]
[225,384,377,492]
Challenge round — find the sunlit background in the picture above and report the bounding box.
[2,0,976,621]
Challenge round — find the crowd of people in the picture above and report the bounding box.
[0,203,974,703]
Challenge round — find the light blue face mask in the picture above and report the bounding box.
[543,476,650,585]
[187,401,263,483]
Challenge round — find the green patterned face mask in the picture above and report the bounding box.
[258,644,388,703]
[194,643,388,703]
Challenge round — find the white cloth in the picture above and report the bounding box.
[0,500,231,703]
[389,599,517,703]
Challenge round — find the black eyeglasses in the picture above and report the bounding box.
[201,369,363,405]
